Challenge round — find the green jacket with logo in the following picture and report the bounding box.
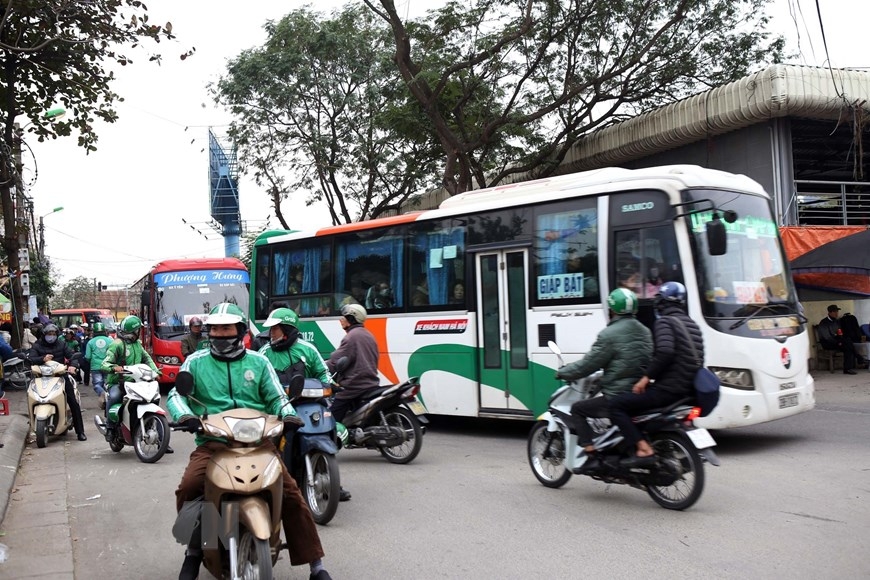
[85,335,114,369]
[100,339,159,386]
[555,315,652,396]
[167,349,295,445]
[258,339,330,384]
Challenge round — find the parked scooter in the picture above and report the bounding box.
[27,359,80,448]
[282,374,341,525]
[3,350,32,391]
[171,372,285,580]
[93,364,171,463]
[527,342,719,510]
[337,375,428,464]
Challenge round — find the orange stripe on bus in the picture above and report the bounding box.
[315,213,423,236]
[365,318,399,385]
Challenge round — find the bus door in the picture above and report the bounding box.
[475,249,533,414]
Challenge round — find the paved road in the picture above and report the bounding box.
[1,372,869,579]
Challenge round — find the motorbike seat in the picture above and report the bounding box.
[632,397,694,421]
[359,385,394,402]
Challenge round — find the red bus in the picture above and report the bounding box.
[135,257,250,385]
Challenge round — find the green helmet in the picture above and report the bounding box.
[264,307,299,328]
[118,315,142,342]
[207,302,247,326]
[608,288,638,315]
[92,322,106,335]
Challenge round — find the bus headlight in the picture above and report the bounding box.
[157,356,181,365]
[710,367,754,390]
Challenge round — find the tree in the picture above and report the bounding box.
[363,0,786,195]
[0,1,192,346]
[53,276,95,310]
[212,5,441,226]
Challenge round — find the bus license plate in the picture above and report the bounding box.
[406,400,427,415]
[686,428,716,449]
[779,393,799,409]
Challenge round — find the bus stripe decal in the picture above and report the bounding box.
[366,318,399,385]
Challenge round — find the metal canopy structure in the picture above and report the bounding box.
[208,129,241,256]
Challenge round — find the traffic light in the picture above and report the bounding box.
[98,282,104,291]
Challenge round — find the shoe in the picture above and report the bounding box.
[166,446,175,454]
[179,550,202,580]
[339,488,352,502]
[844,369,857,375]
[310,570,332,580]
[577,457,602,473]
[621,454,656,467]
[77,433,87,441]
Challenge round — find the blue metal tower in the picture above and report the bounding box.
[208,129,241,256]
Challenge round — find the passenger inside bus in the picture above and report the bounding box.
[412,274,429,306]
[366,281,394,310]
[450,281,465,304]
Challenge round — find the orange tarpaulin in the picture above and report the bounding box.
[780,226,870,295]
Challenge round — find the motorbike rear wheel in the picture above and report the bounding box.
[527,421,571,488]
[378,406,423,464]
[646,432,705,510]
[133,414,170,463]
[237,529,273,580]
[304,451,340,525]
[35,417,48,448]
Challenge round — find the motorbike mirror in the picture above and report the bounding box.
[333,356,350,374]
[287,374,305,398]
[547,341,562,356]
[175,371,195,396]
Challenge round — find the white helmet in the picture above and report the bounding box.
[340,303,367,324]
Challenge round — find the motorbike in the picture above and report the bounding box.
[3,350,32,391]
[93,364,171,463]
[527,342,719,510]
[27,359,80,448]
[337,375,428,464]
[171,371,285,580]
[282,375,341,525]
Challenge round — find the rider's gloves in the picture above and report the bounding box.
[282,414,305,428]
[179,415,201,432]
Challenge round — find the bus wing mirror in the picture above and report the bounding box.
[706,212,729,256]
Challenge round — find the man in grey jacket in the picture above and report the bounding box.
[555,288,652,457]
[326,303,380,422]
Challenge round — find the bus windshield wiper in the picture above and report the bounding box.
[729,302,796,330]
[159,331,187,339]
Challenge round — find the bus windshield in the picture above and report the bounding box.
[686,189,801,336]
[153,269,250,339]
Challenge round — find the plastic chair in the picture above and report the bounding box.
[812,324,842,373]
[0,397,10,416]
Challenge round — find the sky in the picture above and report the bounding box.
[24,0,870,289]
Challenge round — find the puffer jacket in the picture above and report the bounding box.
[556,315,652,396]
[28,336,79,366]
[646,305,704,395]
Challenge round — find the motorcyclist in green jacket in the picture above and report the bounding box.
[258,307,330,384]
[167,303,332,580]
[555,288,652,464]
[258,306,352,502]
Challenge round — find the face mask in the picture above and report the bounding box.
[45,335,57,344]
[210,336,245,360]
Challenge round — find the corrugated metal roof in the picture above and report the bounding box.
[557,64,870,173]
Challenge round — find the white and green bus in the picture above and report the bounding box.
[250,165,814,429]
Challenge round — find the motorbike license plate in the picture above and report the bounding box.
[406,400,427,415]
[686,428,716,449]
[779,393,799,409]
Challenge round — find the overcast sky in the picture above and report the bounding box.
[25,0,870,288]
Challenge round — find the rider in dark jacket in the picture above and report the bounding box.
[27,323,87,440]
[326,303,380,423]
[609,282,702,464]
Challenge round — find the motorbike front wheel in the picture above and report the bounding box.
[646,432,705,510]
[35,417,48,448]
[304,451,340,525]
[527,421,571,488]
[378,407,423,464]
[133,414,170,463]
[237,529,273,580]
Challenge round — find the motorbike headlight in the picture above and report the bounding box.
[224,417,266,443]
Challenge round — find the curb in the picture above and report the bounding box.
[0,414,30,526]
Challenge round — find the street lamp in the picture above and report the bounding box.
[38,206,64,263]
